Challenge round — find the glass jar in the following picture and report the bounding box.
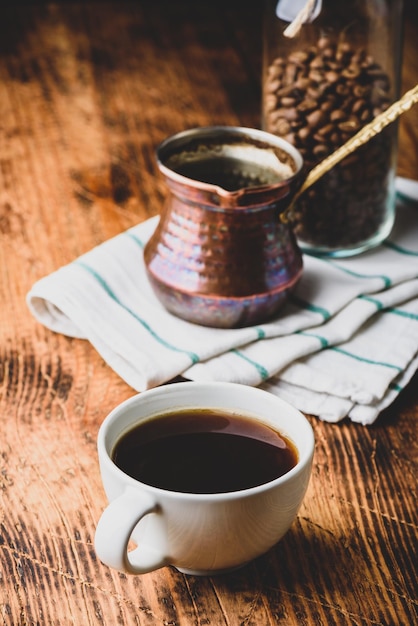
[262,0,403,257]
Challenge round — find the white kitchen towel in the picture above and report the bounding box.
[27,178,418,425]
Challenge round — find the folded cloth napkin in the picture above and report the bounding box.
[27,177,418,425]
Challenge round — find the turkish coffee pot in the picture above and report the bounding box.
[144,126,304,329]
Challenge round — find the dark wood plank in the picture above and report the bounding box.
[1,2,417,625]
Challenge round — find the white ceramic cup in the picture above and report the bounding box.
[94,382,314,576]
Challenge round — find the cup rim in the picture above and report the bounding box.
[97,381,314,502]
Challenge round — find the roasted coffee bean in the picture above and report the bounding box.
[306,110,326,129]
[330,109,346,122]
[263,36,394,250]
[281,96,298,107]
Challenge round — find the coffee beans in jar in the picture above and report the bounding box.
[262,0,403,257]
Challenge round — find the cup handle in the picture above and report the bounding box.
[94,487,168,574]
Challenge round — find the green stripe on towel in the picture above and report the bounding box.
[385,308,418,321]
[125,231,145,249]
[289,294,331,321]
[297,331,329,349]
[75,260,200,364]
[330,263,391,288]
[231,350,270,381]
[358,295,385,310]
[383,241,418,256]
[330,346,403,372]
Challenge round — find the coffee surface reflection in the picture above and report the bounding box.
[112,408,298,493]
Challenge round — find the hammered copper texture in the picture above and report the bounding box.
[144,127,304,328]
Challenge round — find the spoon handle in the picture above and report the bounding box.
[284,83,418,221]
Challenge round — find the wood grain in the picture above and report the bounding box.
[1,2,417,625]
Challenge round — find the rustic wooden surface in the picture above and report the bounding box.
[1,2,417,625]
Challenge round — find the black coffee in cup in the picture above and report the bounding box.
[111,409,298,494]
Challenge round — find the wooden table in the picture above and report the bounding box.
[1,2,417,624]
